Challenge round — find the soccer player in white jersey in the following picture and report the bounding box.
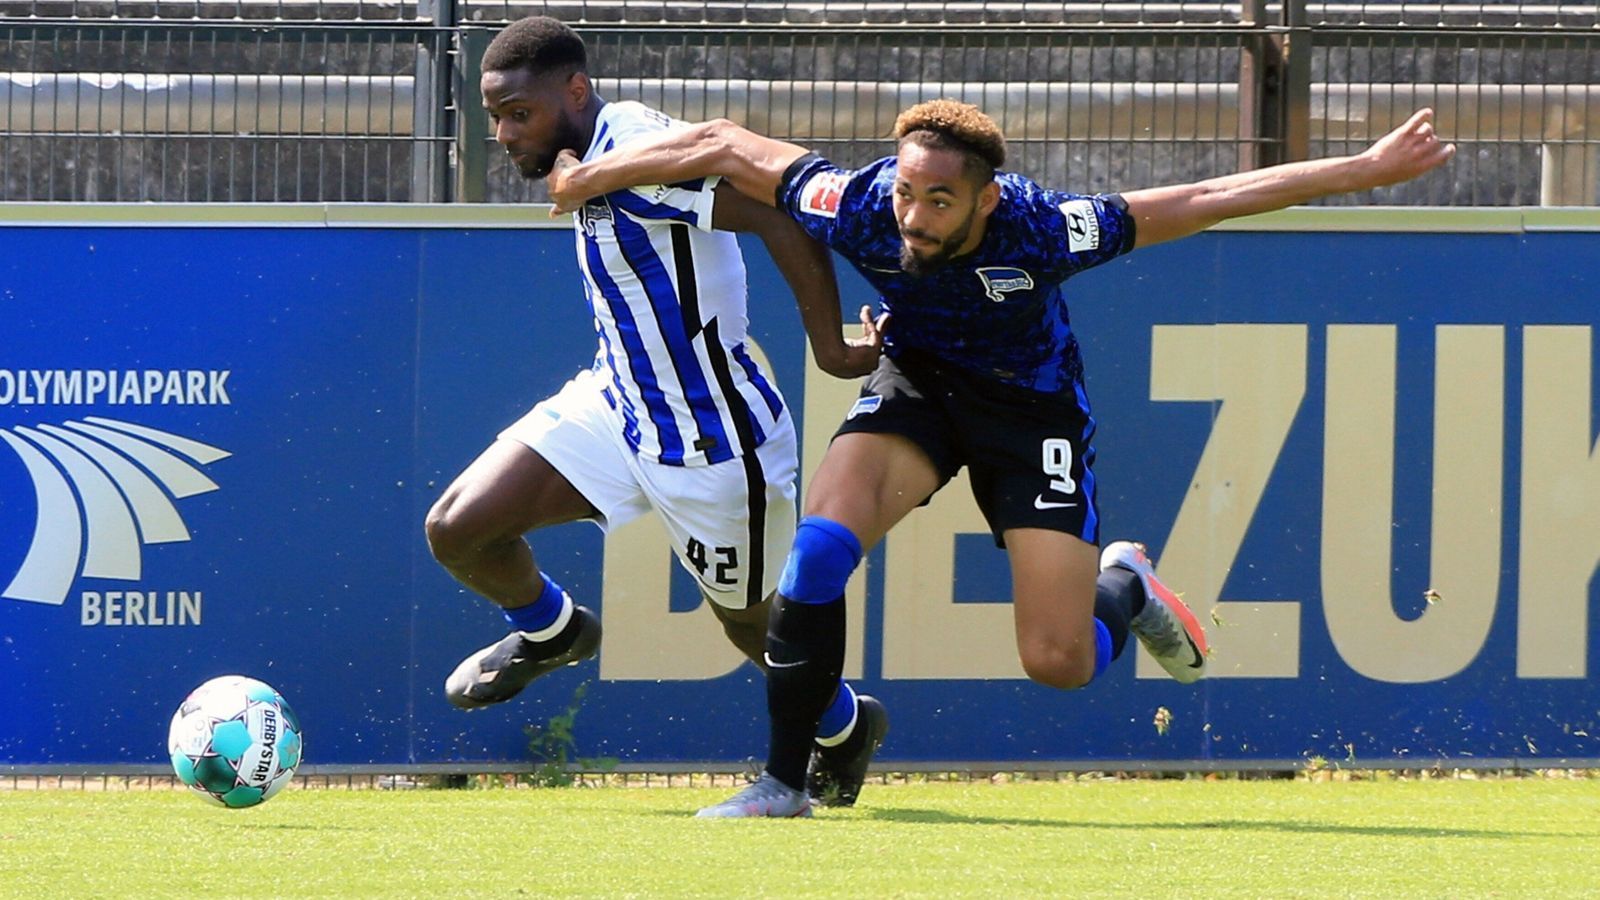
[423,17,888,810]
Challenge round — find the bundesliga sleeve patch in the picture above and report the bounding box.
[799,170,849,219]
[1058,199,1102,252]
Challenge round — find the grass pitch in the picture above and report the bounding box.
[4,776,1598,898]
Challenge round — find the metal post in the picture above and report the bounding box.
[1248,0,1311,168]
[1541,102,1597,207]
[1282,0,1312,163]
[1237,0,1275,171]
[1541,144,1600,207]
[411,0,454,202]
[454,26,493,204]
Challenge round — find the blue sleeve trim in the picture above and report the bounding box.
[606,189,701,224]
[776,152,823,209]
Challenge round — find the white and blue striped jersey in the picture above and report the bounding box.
[570,100,787,467]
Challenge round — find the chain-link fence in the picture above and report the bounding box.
[1311,30,1600,206]
[481,26,1273,203]
[2,21,451,201]
[2,0,1596,204]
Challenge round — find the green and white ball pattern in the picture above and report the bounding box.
[168,676,302,808]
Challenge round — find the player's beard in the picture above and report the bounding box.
[898,208,976,276]
[517,114,585,181]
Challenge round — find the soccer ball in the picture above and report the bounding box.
[167,675,303,808]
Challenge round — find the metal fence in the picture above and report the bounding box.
[2,0,1596,204]
[474,26,1276,203]
[1,22,451,201]
[1310,30,1600,205]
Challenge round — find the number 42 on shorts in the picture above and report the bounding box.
[685,538,739,587]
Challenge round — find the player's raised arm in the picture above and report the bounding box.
[550,119,810,214]
[1122,108,1456,248]
[709,182,882,379]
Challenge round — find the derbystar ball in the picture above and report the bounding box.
[167,675,303,808]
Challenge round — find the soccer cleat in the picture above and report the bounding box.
[807,694,889,807]
[444,606,602,710]
[1100,541,1209,684]
[695,772,813,818]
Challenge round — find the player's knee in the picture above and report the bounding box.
[1018,636,1096,691]
[424,493,481,567]
[778,517,863,604]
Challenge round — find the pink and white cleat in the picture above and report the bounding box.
[1100,541,1209,684]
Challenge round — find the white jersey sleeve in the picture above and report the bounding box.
[591,101,721,232]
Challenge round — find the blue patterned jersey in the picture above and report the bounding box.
[777,153,1137,393]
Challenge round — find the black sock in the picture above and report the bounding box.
[1094,567,1140,659]
[765,594,846,791]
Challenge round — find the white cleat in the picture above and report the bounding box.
[695,773,813,818]
[1101,541,1209,684]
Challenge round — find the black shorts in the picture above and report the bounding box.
[834,348,1099,547]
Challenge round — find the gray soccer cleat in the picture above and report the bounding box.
[695,772,813,818]
[444,606,602,710]
[807,694,889,807]
[1101,541,1209,683]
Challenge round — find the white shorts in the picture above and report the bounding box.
[499,369,798,610]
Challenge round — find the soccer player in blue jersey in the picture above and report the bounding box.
[550,98,1453,816]
[425,17,890,808]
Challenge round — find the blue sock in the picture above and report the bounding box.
[502,572,568,636]
[1091,617,1113,680]
[778,516,863,605]
[815,680,857,745]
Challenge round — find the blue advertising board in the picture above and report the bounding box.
[1,207,1596,769]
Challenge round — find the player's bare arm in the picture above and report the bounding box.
[709,181,882,378]
[1123,107,1456,248]
[549,119,810,215]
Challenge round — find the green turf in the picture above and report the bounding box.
[3,778,1597,898]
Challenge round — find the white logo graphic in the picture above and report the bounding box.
[846,395,883,420]
[1059,199,1101,253]
[763,652,807,669]
[579,199,614,237]
[1033,495,1079,510]
[1,416,230,606]
[976,267,1035,303]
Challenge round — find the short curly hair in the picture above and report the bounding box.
[893,99,1007,179]
[482,16,587,78]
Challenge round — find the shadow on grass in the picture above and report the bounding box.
[864,808,1581,840]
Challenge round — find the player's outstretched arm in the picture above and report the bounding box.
[549,119,811,215]
[711,183,881,379]
[1122,108,1456,249]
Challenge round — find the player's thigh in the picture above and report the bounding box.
[639,418,799,610]
[808,354,956,547]
[805,433,944,549]
[964,381,1100,548]
[441,371,650,536]
[1005,527,1101,686]
[429,439,594,543]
